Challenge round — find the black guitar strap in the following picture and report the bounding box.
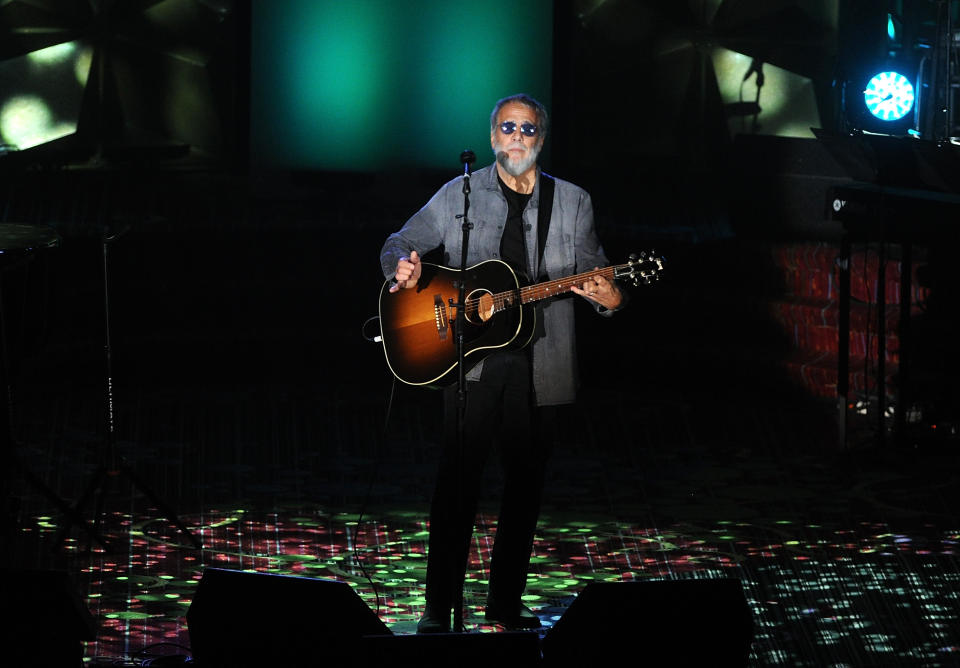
[536,173,555,280]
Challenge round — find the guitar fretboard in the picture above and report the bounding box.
[517,266,619,305]
[480,265,624,314]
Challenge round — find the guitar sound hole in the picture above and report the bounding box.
[465,289,495,324]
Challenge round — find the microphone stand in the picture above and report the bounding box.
[1,237,104,546]
[55,225,202,552]
[451,149,475,633]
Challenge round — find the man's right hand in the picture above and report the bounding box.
[389,250,422,292]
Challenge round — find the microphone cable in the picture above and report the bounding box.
[351,314,397,616]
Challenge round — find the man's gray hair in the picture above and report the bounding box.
[490,94,549,141]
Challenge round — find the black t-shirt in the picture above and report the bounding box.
[498,175,532,278]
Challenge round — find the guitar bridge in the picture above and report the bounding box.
[433,294,448,340]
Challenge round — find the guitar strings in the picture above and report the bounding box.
[457,255,659,315]
[520,266,618,301]
[459,265,624,315]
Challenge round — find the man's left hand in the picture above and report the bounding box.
[571,269,622,310]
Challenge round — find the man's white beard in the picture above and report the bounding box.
[494,142,540,177]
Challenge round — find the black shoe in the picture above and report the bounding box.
[484,601,542,630]
[417,608,451,634]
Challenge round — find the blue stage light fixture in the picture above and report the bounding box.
[864,71,915,121]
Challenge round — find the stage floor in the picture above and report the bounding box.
[5,380,960,666]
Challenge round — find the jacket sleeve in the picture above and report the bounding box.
[572,191,628,316]
[379,186,450,280]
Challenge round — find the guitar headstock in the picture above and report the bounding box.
[616,251,664,287]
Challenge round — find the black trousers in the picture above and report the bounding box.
[424,350,555,613]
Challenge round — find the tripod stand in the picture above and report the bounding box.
[54,227,201,552]
[1,223,108,545]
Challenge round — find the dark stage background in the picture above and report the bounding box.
[2,1,960,666]
[0,0,865,412]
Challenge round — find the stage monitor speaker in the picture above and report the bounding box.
[541,578,753,666]
[186,568,391,667]
[0,569,97,667]
[361,631,540,666]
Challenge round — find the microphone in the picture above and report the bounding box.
[460,149,476,177]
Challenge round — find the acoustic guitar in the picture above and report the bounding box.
[378,252,663,386]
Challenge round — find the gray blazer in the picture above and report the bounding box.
[380,163,620,405]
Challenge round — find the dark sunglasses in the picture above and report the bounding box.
[499,121,538,137]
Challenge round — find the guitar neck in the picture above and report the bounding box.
[514,265,622,305]
[479,253,660,316]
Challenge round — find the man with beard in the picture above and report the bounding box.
[380,93,624,633]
